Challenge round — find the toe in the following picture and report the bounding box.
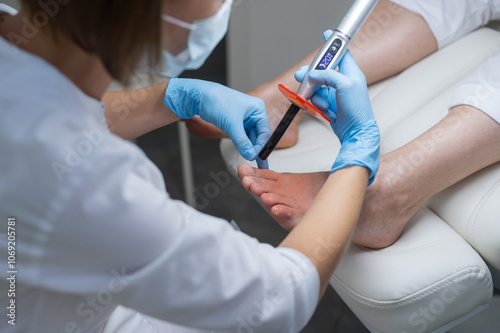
[237,163,255,182]
[260,192,293,210]
[270,204,302,232]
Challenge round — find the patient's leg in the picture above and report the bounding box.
[239,106,500,248]
[187,0,437,147]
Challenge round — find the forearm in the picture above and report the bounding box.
[103,81,180,140]
[383,105,500,205]
[279,166,369,297]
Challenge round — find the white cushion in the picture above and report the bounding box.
[330,207,491,333]
[220,28,500,332]
[427,164,500,271]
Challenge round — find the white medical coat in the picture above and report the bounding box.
[0,8,319,333]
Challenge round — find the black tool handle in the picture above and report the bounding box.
[258,104,300,160]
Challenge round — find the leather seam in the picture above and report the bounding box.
[466,177,500,244]
[332,267,492,309]
[357,238,465,256]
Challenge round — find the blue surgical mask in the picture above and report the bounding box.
[160,0,232,77]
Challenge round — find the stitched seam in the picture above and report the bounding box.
[332,267,492,309]
[466,177,500,244]
[358,238,465,256]
[138,313,160,332]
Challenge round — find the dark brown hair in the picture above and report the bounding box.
[21,0,163,84]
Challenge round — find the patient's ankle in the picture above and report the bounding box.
[351,157,424,249]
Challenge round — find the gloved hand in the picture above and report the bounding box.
[295,50,380,185]
[164,79,271,161]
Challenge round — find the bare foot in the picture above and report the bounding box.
[184,83,302,149]
[238,163,326,231]
[185,116,229,139]
[352,159,426,248]
[238,158,425,249]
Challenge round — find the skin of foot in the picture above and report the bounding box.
[237,156,423,249]
[238,106,500,248]
[238,163,327,232]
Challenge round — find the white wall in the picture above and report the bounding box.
[2,0,19,9]
[227,0,355,92]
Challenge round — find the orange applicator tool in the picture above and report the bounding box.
[278,84,331,122]
[256,85,331,161]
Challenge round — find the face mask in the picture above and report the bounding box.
[160,0,232,77]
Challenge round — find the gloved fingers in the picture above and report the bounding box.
[294,66,309,83]
[247,126,262,161]
[253,122,271,153]
[311,87,335,112]
[230,112,270,161]
[230,124,257,160]
[307,51,366,90]
[313,95,337,125]
[248,126,258,147]
[307,68,361,98]
[245,112,271,157]
[307,68,349,92]
[323,29,334,41]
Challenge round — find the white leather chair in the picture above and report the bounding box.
[220,28,500,333]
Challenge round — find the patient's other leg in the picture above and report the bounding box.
[239,106,500,248]
[187,0,437,147]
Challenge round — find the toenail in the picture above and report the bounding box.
[243,176,253,184]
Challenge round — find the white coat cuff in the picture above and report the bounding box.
[389,0,497,49]
[448,52,500,125]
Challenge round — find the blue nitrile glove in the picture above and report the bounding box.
[295,51,380,185]
[164,78,271,161]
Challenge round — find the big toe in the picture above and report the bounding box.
[238,163,255,180]
[238,164,257,191]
